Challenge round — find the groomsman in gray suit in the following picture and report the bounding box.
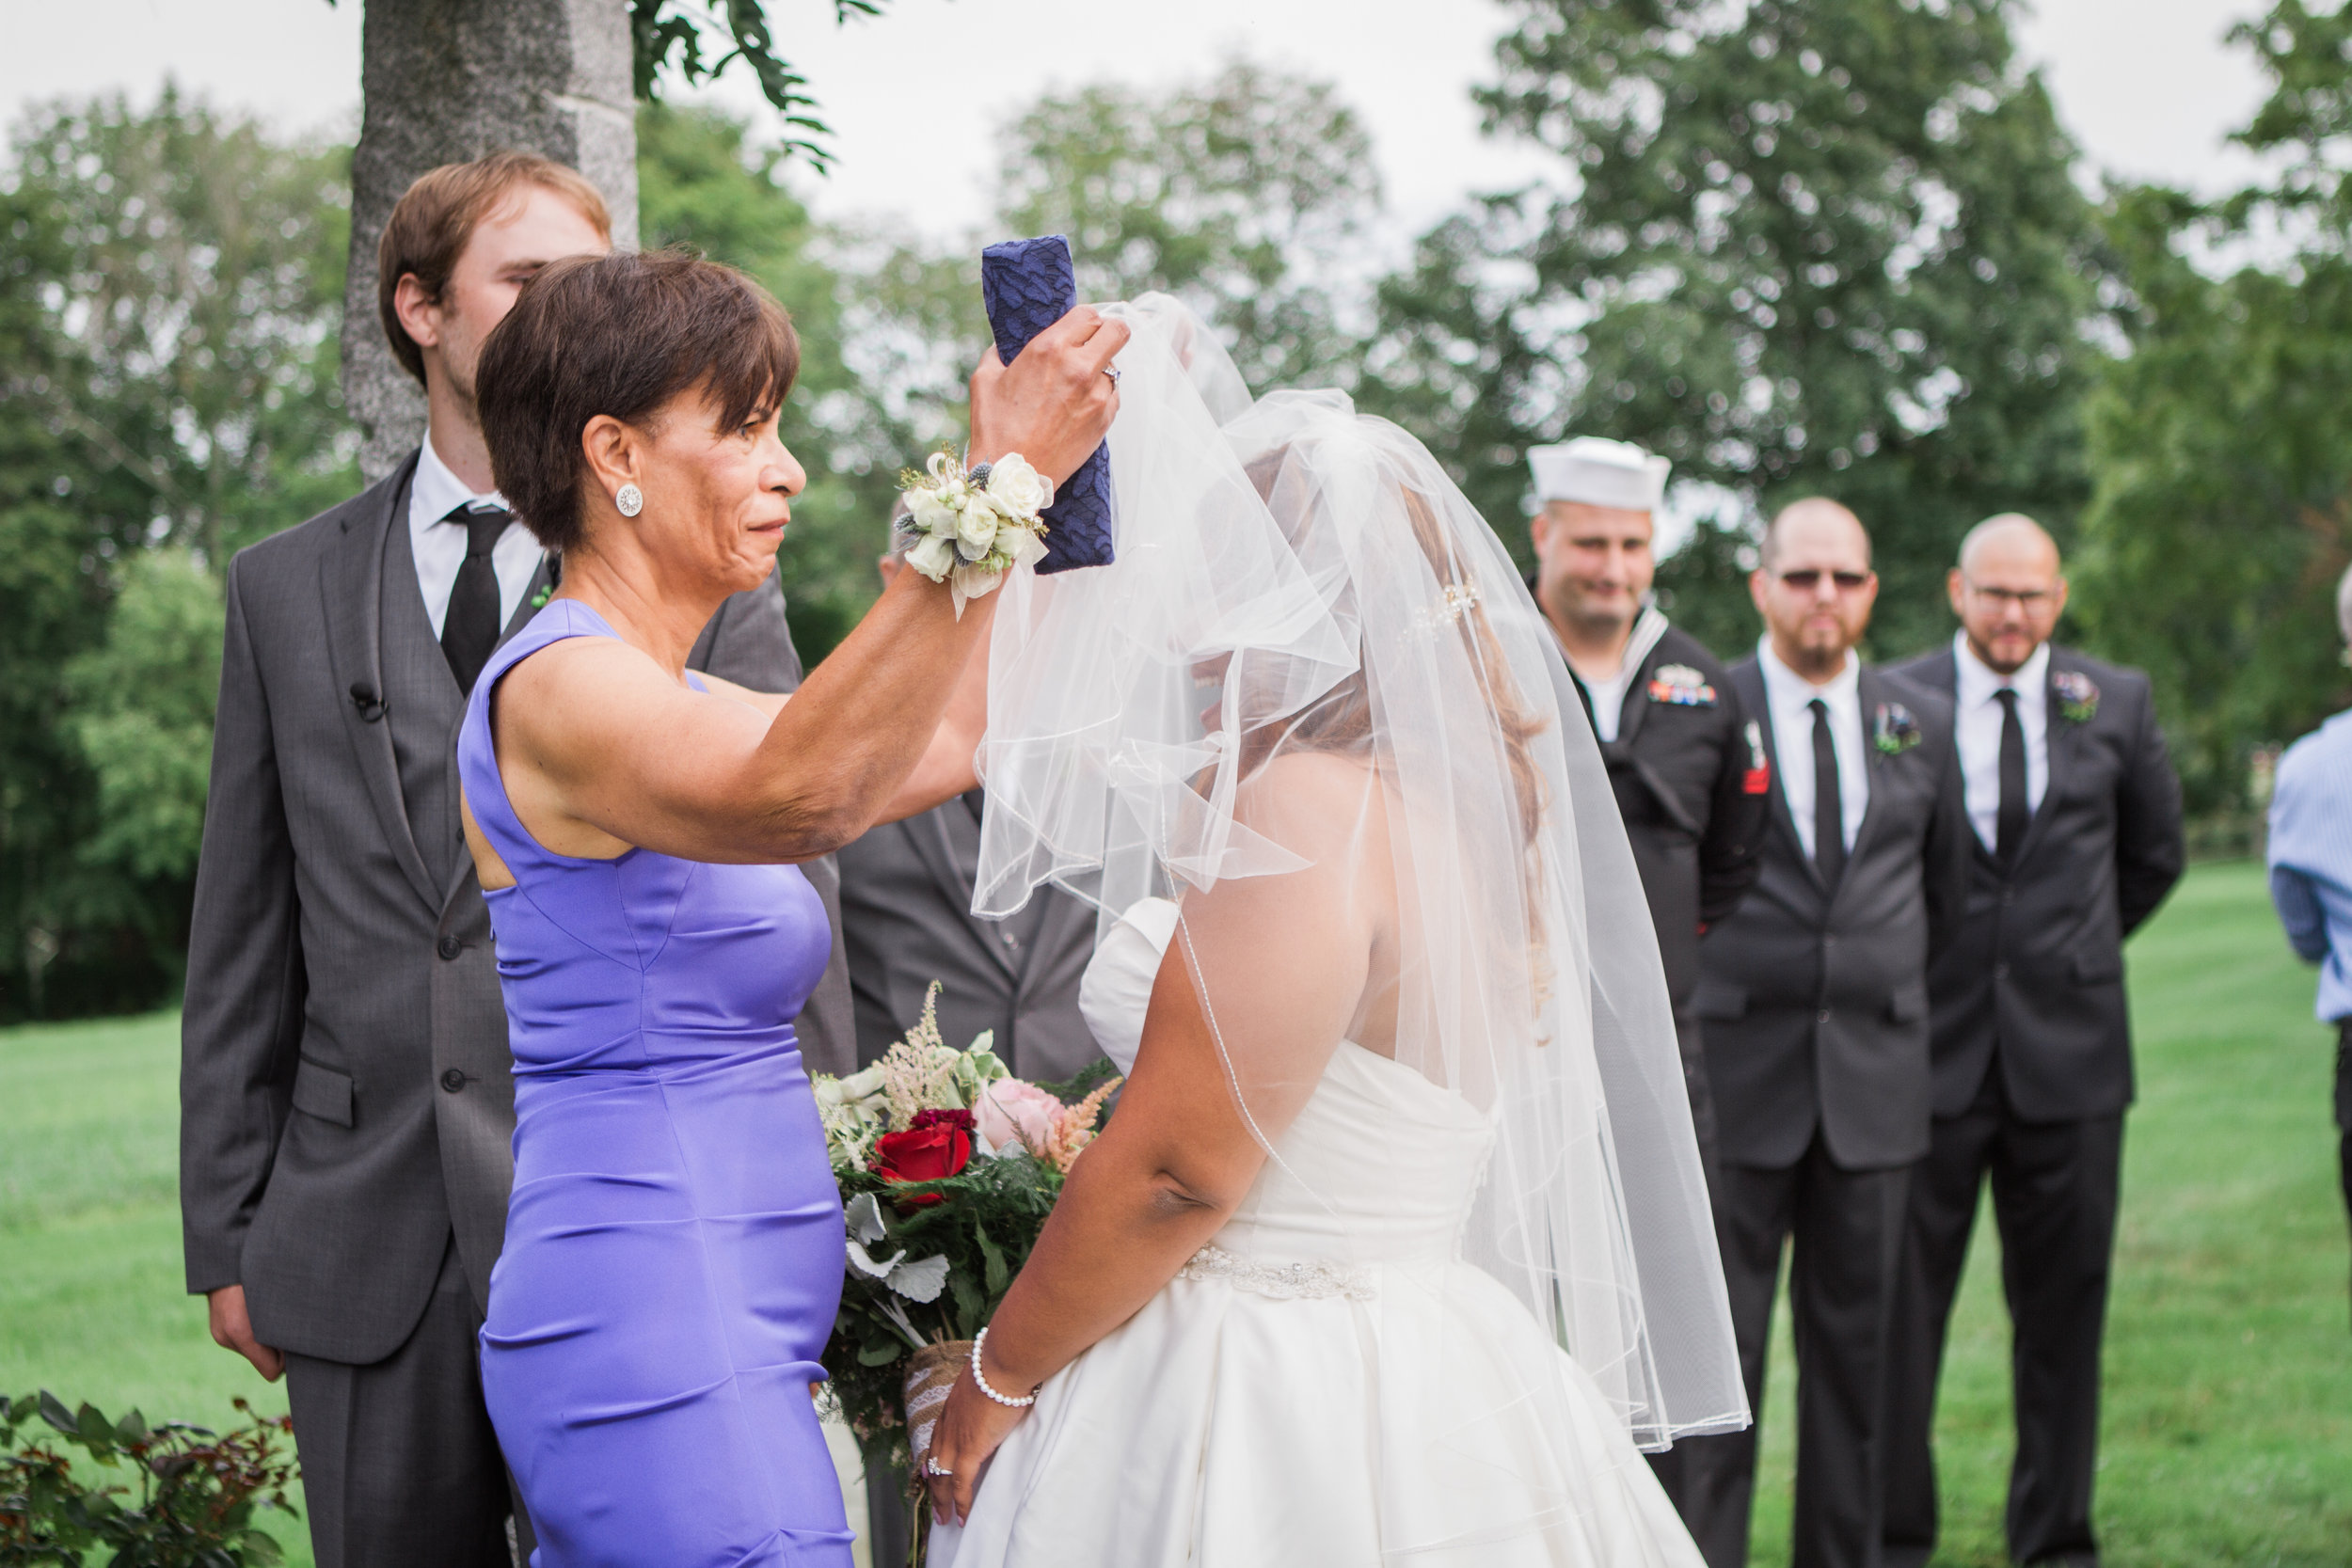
[1682,499,1970,1568]
[179,153,849,1568]
[1883,515,2183,1568]
[834,547,1104,1564]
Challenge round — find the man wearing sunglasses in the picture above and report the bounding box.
[1881,515,2183,1568]
[1681,498,1971,1568]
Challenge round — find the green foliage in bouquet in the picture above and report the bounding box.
[0,1391,298,1565]
[813,986,1117,1469]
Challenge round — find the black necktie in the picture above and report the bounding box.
[1994,687,2029,864]
[440,505,512,695]
[1810,697,1846,887]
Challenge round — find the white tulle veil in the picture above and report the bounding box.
[973,296,1746,1489]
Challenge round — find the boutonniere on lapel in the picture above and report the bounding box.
[2053,670,2099,723]
[1872,701,1922,756]
[529,584,553,611]
[1645,663,1718,707]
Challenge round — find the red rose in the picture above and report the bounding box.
[873,1116,972,1206]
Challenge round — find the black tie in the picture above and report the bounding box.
[1810,697,1846,888]
[1994,687,2029,865]
[440,504,512,695]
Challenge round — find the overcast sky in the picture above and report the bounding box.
[0,0,2280,245]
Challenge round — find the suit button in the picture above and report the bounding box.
[439,1069,466,1093]
[1818,1008,1832,1023]
[437,936,463,960]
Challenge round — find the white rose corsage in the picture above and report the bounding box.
[896,451,1054,615]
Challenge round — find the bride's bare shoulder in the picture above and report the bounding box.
[1234,751,1389,845]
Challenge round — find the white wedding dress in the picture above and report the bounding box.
[930,900,1708,1568]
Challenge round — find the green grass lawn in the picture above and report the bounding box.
[4,862,2346,1565]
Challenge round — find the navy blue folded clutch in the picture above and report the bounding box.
[980,235,1113,573]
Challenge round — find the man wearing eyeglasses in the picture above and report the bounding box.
[1681,498,1971,1568]
[1880,515,2183,1568]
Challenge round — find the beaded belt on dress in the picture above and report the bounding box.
[1177,1243,1375,1302]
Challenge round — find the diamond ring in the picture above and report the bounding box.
[924,1455,953,1478]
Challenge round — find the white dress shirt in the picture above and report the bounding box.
[1756,638,1869,860]
[1570,606,1671,744]
[1953,632,2050,852]
[407,434,542,639]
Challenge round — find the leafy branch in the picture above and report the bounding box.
[628,0,890,171]
[323,1,894,171]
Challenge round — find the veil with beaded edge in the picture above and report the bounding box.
[971,294,1747,1465]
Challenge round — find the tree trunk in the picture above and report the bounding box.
[342,0,640,482]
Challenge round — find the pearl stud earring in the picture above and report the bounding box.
[615,483,644,517]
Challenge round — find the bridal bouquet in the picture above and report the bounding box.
[813,984,1117,1476]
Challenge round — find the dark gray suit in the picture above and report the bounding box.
[180,451,850,1567]
[834,794,1103,1564]
[1681,659,1970,1568]
[836,794,1101,1082]
[1881,644,2182,1568]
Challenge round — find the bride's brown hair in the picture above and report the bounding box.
[1236,447,1551,856]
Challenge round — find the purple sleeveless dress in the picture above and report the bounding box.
[458,600,855,1567]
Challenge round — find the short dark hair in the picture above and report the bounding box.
[475,248,801,554]
[376,151,612,386]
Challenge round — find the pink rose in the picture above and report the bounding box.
[976,1079,1062,1156]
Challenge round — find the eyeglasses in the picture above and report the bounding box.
[1776,569,1870,592]
[1962,580,2057,609]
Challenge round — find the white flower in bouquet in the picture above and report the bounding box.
[903,530,958,581]
[953,496,1003,559]
[982,452,1053,516]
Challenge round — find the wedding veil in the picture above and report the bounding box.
[972,296,1746,1471]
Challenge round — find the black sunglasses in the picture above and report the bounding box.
[1776,569,1870,592]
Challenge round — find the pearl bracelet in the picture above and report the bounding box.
[969,1325,1037,1408]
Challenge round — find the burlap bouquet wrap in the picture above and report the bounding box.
[902,1339,970,1482]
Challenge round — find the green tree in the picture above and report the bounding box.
[997,58,1381,394]
[65,549,224,891]
[2074,3,2352,814]
[0,92,354,1018]
[0,180,113,1021]
[8,87,357,564]
[1371,0,2105,658]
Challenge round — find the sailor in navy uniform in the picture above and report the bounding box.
[1525,436,1769,1519]
[1527,438,1770,1182]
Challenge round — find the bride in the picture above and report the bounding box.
[920,297,1747,1565]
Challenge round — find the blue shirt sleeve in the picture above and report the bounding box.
[2270,863,2331,964]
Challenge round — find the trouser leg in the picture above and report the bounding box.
[1649,1009,1724,1522]
[1787,1146,1908,1568]
[2337,1022,2352,1323]
[282,1238,517,1568]
[1679,1161,1798,1568]
[1992,1102,2122,1566]
[866,1457,913,1567]
[1881,1080,1999,1568]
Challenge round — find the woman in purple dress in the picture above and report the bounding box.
[452,250,1124,1566]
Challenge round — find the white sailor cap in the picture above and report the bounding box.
[1527,437,1671,511]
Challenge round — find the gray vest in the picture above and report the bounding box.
[378,507,469,895]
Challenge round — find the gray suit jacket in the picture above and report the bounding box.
[835,798,1103,1084]
[1889,643,2184,1123]
[1694,661,1972,1172]
[180,451,851,1364]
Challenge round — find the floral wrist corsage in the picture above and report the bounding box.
[896,450,1054,615]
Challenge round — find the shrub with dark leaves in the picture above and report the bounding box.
[0,1391,298,1566]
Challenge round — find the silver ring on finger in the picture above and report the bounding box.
[1104,367,1121,384]
[924,1456,953,1478]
